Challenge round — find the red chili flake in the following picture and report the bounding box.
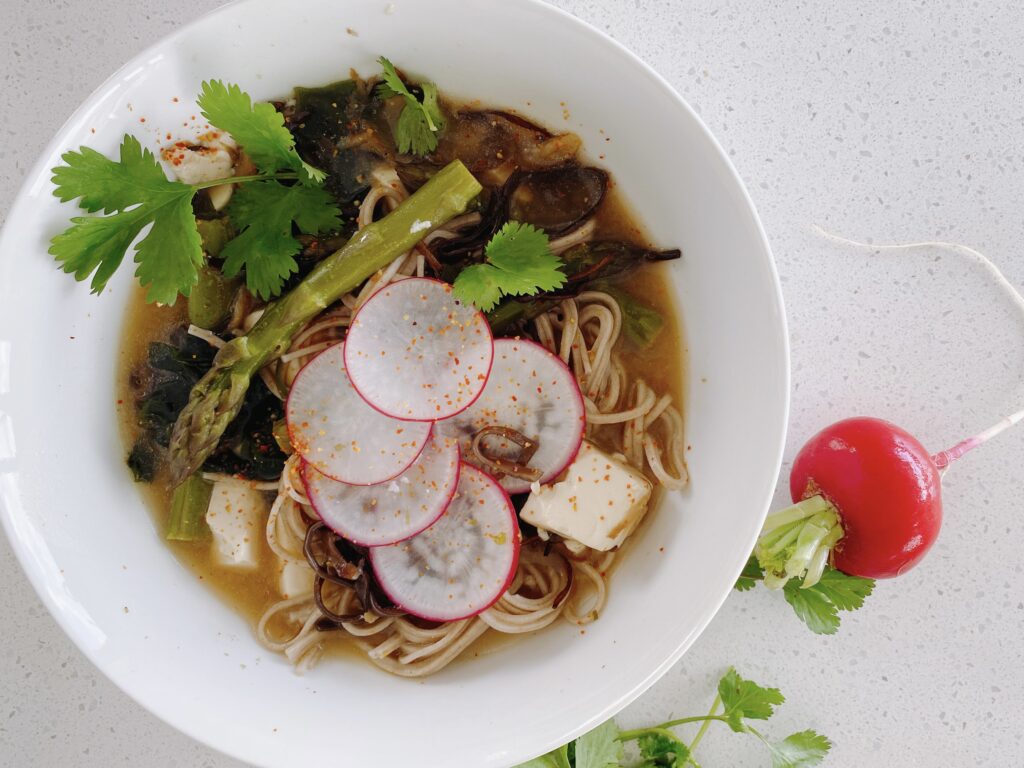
[139,117,146,123]
[172,97,179,103]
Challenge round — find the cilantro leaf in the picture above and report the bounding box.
[768,730,832,768]
[574,720,622,768]
[197,80,325,184]
[49,135,202,303]
[220,181,341,300]
[734,555,764,592]
[378,57,445,155]
[783,581,840,635]
[452,221,567,311]
[454,263,505,312]
[781,567,874,635]
[513,744,571,768]
[718,666,785,732]
[811,568,875,611]
[635,728,691,767]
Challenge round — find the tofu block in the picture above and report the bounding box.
[519,440,653,551]
[278,559,315,599]
[205,481,268,569]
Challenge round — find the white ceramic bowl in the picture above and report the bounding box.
[0,1,788,765]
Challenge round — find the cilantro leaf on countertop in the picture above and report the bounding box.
[197,80,325,184]
[49,135,202,304]
[767,731,833,768]
[718,667,786,732]
[515,745,571,768]
[635,729,691,767]
[377,56,445,156]
[220,181,341,300]
[515,668,830,768]
[573,720,622,768]
[453,221,567,311]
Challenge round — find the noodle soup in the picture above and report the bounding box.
[119,67,686,677]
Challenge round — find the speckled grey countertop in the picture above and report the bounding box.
[3,1,1023,766]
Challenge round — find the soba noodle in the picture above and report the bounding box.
[225,170,690,676]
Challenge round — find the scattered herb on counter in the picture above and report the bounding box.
[453,221,567,311]
[377,56,445,156]
[516,667,831,768]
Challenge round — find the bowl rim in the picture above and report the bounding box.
[0,0,790,762]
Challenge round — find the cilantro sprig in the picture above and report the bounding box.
[49,80,338,304]
[736,557,874,635]
[516,668,831,768]
[377,56,445,156]
[452,221,567,311]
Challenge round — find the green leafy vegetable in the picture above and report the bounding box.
[734,555,765,591]
[220,181,341,300]
[49,79,340,305]
[196,80,325,184]
[767,731,833,768]
[718,667,785,732]
[516,746,571,768]
[453,221,567,311]
[574,720,622,768]
[377,56,445,155]
[515,668,830,768]
[635,729,691,767]
[782,570,875,635]
[50,136,202,304]
[591,282,665,348]
[738,493,875,634]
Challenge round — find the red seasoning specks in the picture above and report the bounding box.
[301,432,461,546]
[436,338,586,494]
[344,277,494,421]
[369,463,519,622]
[284,343,430,485]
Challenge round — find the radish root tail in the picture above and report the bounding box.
[814,226,1024,474]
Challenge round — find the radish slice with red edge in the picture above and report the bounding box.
[369,463,520,622]
[301,432,461,546]
[438,338,585,494]
[344,277,494,421]
[286,343,430,485]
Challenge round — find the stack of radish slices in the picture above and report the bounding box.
[287,278,586,622]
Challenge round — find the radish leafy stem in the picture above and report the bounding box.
[736,554,874,635]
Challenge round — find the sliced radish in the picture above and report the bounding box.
[438,338,586,494]
[344,277,494,421]
[286,343,431,485]
[301,432,461,546]
[369,463,520,622]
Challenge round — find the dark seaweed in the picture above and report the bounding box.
[127,441,157,483]
[131,326,286,481]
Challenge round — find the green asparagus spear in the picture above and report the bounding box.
[167,160,482,485]
[166,474,213,541]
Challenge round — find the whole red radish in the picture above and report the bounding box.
[748,408,1023,633]
[790,417,942,579]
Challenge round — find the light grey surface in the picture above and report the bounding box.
[2,0,1023,765]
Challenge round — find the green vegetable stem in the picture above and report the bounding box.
[166,474,213,541]
[167,159,483,485]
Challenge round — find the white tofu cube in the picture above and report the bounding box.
[205,481,268,569]
[519,440,653,551]
[278,558,315,599]
[161,133,235,186]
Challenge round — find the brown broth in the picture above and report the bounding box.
[117,125,685,662]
